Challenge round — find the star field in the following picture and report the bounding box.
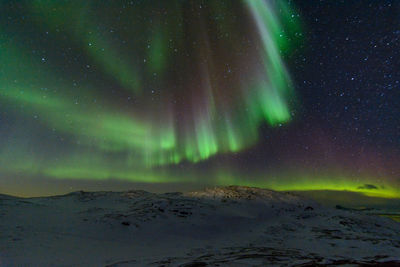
[0,0,399,198]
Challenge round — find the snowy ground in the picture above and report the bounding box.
[0,186,399,266]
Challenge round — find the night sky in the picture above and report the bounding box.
[0,0,399,198]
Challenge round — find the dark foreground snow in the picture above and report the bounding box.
[0,186,399,266]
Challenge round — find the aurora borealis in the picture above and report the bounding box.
[0,1,399,199]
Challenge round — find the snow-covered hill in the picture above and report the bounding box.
[0,186,399,266]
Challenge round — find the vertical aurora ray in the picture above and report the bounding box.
[245,0,294,126]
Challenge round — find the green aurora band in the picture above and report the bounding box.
[0,0,398,199]
[1,0,296,166]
